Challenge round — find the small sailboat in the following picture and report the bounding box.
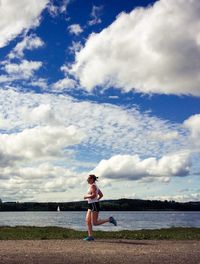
[57,205,60,212]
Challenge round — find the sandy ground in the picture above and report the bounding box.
[0,239,200,264]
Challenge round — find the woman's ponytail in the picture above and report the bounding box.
[89,174,98,182]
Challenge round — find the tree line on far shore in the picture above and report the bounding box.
[0,198,200,211]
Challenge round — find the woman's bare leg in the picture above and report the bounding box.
[92,211,110,226]
[85,209,93,236]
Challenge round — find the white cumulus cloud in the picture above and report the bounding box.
[4,60,42,79]
[8,34,44,59]
[52,77,77,91]
[0,164,84,201]
[71,0,200,96]
[21,104,59,125]
[0,125,85,163]
[0,0,48,48]
[68,24,83,35]
[47,0,69,17]
[69,41,83,54]
[92,153,191,181]
[88,5,103,26]
[29,78,48,89]
[184,114,200,141]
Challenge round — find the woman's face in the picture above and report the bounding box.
[87,177,94,184]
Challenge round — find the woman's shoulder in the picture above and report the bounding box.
[91,183,98,189]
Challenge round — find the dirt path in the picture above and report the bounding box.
[0,239,199,264]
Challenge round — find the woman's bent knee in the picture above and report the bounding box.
[93,221,98,226]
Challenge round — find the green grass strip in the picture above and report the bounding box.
[0,227,200,240]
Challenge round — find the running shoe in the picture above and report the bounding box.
[83,236,94,241]
[109,216,117,226]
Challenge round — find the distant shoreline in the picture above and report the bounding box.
[1,198,200,211]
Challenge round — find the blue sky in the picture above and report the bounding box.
[0,0,200,202]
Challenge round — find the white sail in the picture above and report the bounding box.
[57,206,60,212]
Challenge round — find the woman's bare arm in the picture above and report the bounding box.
[84,185,97,199]
[98,189,103,200]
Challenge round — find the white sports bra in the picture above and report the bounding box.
[87,183,99,204]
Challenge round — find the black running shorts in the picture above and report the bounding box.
[88,202,100,212]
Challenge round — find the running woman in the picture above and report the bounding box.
[83,174,117,241]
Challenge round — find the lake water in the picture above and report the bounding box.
[0,211,199,231]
